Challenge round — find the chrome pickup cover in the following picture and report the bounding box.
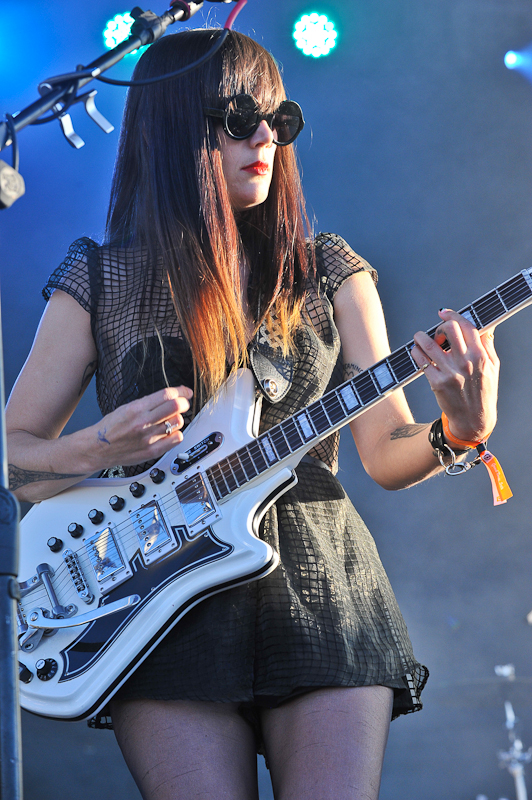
[129,499,178,564]
[175,473,216,530]
[84,525,132,594]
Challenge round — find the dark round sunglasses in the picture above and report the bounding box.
[204,94,305,146]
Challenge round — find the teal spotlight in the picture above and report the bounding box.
[504,46,532,82]
[505,51,522,69]
[293,13,337,58]
[103,12,145,55]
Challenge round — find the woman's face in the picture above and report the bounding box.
[218,120,276,210]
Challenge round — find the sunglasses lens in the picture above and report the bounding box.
[226,95,259,138]
[271,102,303,144]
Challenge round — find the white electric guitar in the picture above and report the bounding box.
[17,268,532,721]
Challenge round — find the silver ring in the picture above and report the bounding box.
[422,363,429,371]
[164,420,174,436]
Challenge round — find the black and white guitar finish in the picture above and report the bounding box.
[17,268,532,721]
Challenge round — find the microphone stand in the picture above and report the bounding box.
[498,699,532,800]
[0,3,209,797]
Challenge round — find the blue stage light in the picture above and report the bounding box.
[103,12,146,55]
[505,51,521,69]
[293,13,338,58]
[504,46,532,82]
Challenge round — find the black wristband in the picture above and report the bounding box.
[428,417,469,457]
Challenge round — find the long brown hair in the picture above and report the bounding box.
[106,29,313,402]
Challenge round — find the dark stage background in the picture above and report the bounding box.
[2,1,532,798]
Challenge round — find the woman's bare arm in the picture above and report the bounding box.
[6,290,192,502]
[333,271,499,490]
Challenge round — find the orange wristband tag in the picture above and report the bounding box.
[479,449,513,505]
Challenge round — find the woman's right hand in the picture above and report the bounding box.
[84,385,194,472]
[6,290,193,502]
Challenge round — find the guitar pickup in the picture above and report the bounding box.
[175,473,217,532]
[129,499,179,564]
[84,525,132,595]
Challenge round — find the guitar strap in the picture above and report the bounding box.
[248,244,329,405]
[249,319,294,404]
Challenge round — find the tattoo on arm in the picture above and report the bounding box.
[97,427,110,445]
[343,362,363,380]
[390,423,428,441]
[8,464,84,491]
[79,360,97,396]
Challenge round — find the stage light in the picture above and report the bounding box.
[504,46,532,83]
[103,12,145,55]
[293,13,337,58]
[505,51,521,69]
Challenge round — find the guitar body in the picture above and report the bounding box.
[17,369,289,721]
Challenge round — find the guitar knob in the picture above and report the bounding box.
[68,522,84,538]
[149,468,165,484]
[35,658,58,681]
[109,495,125,511]
[47,537,63,553]
[88,509,104,525]
[129,482,145,498]
[18,662,33,684]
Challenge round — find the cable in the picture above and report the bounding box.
[94,0,247,88]
[224,0,247,29]
[30,85,79,126]
[95,29,229,87]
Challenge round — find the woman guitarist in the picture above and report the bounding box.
[6,29,499,800]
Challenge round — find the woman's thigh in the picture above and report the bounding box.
[110,697,259,800]
[260,685,394,800]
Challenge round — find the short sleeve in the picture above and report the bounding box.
[42,237,101,315]
[314,232,377,304]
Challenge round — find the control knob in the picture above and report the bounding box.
[88,509,104,525]
[47,537,63,553]
[68,522,84,538]
[35,658,58,681]
[109,495,125,511]
[149,468,165,484]
[129,482,145,498]
[18,662,33,684]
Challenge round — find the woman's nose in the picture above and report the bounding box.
[250,118,275,147]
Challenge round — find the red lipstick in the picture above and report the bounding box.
[242,161,269,175]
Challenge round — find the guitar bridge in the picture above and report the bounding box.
[63,549,94,604]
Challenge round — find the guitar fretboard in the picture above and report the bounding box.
[206,269,532,501]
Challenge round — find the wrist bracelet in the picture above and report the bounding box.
[428,417,468,459]
[441,412,487,449]
[428,416,512,506]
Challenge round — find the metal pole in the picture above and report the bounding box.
[0,292,23,800]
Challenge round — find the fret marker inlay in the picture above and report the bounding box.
[340,385,359,411]
[373,363,394,391]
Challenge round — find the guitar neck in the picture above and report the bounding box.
[207,268,532,501]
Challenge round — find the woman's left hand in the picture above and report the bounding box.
[411,308,500,443]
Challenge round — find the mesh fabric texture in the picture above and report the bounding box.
[44,232,428,728]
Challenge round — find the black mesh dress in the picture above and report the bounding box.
[43,232,428,733]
